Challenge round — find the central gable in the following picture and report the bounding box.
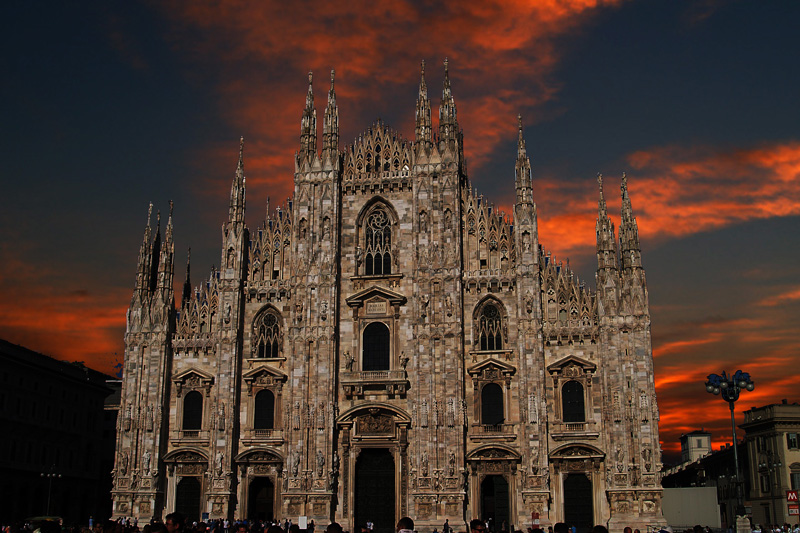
[343,120,412,181]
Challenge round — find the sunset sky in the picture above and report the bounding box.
[2,0,799,463]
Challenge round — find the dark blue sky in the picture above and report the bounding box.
[2,0,799,458]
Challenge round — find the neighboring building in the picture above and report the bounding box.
[741,400,800,526]
[112,63,665,532]
[681,430,712,464]
[0,339,116,524]
[662,440,744,529]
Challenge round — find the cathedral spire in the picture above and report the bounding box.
[156,201,175,297]
[415,59,432,147]
[322,69,339,162]
[619,172,641,270]
[134,202,154,297]
[438,57,459,147]
[515,115,533,206]
[299,71,317,163]
[596,174,618,271]
[149,210,162,293]
[228,137,246,225]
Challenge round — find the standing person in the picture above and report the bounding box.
[470,520,486,533]
[396,518,414,533]
[165,514,186,533]
[444,521,450,533]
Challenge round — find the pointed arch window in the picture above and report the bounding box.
[364,207,392,276]
[479,304,504,351]
[562,380,585,422]
[254,310,282,358]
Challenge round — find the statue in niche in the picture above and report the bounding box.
[292,452,300,477]
[400,351,409,369]
[525,291,534,314]
[343,350,355,371]
[120,452,129,475]
[322,217,330,238]
[355,246,363,267]
[316,450,325,476]
[142,450,151,476]
[215,451,223,476]
[448,452,455,476]
[444,210,452,231]
[421,452,429,477]
[445,294,453,316]
[420,211,428,232]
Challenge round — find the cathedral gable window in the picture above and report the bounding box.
[478,303,504,351]
[253,308,283,358]
[365,207,392,276]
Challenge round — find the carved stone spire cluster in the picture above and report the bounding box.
[515,115,533,207]
[619,173,642,271]
[322,69,339,163]
[596,174,618,272]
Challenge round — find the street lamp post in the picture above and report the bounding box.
[40,465,62,516]
[706,370,755,518]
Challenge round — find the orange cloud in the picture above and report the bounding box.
[757,286,800,307]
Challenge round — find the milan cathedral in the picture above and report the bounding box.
[112,61,665,532]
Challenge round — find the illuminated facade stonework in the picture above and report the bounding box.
[112,63,665,531]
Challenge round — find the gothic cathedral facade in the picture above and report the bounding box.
[112,63,665,531]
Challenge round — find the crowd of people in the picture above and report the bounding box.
[3,515,790,533]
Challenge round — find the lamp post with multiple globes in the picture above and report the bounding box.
[40,465,62,516]
[705,370,755,518]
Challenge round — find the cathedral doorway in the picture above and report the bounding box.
[480,475,509,531]
[563,473,592,531]
[354,448,395,533]
[248,477,274,521]
[175,477,202,521]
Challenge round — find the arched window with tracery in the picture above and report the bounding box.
[362,322,390,371]
[254,309,282,358]
[182,391,203,430]
[562,380,585,422]
[478,303,504,351]
[364,207,392,276]
[254,389,275,430]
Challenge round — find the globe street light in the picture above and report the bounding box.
[705,370,755,517]
[40,465,62,516]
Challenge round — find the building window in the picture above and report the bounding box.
[481,383,504,426]
[254,309,282,358]
[562,380,585,422]
[478,304,504,350]
[760,473,771,493]
[254,389,275,430]
[363,322,390,371]
[788,433,799,449]
[791,466,800,490]
[364,207,392,276]
[182,391,203,430]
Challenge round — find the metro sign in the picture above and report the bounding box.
[787,490,799,502]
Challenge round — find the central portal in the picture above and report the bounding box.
[480,475,510,531]
[354,448,395,533]
[248,477,275,521]
[563,473,593,531]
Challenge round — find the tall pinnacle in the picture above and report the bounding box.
[596,173,618,271]
[439,57,458,145]
[299,71,317,161]
[515,115,533,206]
[619,172,641,270]
[134,202,154,296]
[322,69,339,159]
[228,137,246,225]
[415,59,432,146]
[182,247,192,303]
